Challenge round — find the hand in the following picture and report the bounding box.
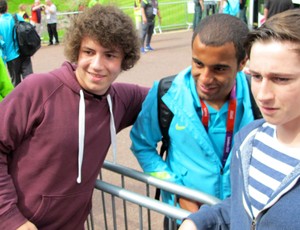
[179,197,202,212]
[178,219,197,230]
[17,221,38,230]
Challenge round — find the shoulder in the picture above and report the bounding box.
[20,72,62,92]
[235,119,265,141]
[110,82,149,104]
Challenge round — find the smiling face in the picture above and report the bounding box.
[191,35,246,110]
[249,40,300,129]
[75,36,124,96]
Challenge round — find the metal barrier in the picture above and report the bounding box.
[88,160,221,230]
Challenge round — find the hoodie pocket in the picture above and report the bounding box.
[29,190,92,227]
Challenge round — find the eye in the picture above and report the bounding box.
[192,58,204,68]
[82,49,93,56]
[105,53,116,59]
[214,66,227,72]
[250,74,262,81]
[272,77,290,83]
[194,61,204,68]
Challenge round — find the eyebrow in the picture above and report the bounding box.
[192,57,202,65]
[249,69,295,78]
[192,57,229,69]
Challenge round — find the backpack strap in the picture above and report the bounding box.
[157,75,175,158]
[12,14,19,50]
[245,74,263,119]
[155,75,175,201]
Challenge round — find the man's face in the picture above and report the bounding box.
[250,41,300,129]
[191,35,246,110]
[75,36,124,96]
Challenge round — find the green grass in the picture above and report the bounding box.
[8,0,147,13]
[8,0,191,42]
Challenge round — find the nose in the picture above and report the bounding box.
[254,79,274,103]
[90,54,104,71]
[198,67,214,85]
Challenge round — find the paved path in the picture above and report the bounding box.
[32,29,193,229]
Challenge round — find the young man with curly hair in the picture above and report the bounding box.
[0,5,148,230]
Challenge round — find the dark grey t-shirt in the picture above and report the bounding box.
[141,0,159,21]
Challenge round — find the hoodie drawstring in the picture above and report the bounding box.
[76,92,117,184]
[77,90,85,183]
[107,94,117,163]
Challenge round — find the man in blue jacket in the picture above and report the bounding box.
[0,0,33,86]
[130,13,255,227]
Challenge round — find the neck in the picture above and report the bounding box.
[276,123,300,148]
[205,100,226,110]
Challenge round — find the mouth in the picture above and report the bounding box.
[199,84,218,94]
[259,105,278,115]
[89,72,105,80]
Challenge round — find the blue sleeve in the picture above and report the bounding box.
[187,198,231,229]
[130,81,176,178]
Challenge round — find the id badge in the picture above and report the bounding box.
[153,8,157,15]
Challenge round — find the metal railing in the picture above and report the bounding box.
[38,1,224,43]
[88,160,221,230]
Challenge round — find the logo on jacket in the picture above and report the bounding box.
[175,123,186,130]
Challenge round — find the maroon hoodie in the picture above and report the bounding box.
[0,62,148,229]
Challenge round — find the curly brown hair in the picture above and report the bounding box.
[64,4,140,71]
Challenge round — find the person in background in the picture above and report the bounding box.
[18,4,30,22]
[264,0,293,20]
[44,0,59,45]
[0,39,14,101]
[131,13,255,229]
[0,0,33,86]
[206,1,216,16]
[31,0,44,37]
[239,0,247,24]
[140,0,161,53]
[179,8,300,230]
[220,0,240,16]
[134,0,142,35]
[193,0,204,31]
[0,4,148,230]
[88,0,103,8]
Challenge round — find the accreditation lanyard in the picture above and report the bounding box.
[200,84,237,167]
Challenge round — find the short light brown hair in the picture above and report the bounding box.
[245,9,300,58]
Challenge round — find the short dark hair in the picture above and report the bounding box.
[0,0,7,14]
[64,4,140,71]
[245,9,300,58]
[192,13,249,65]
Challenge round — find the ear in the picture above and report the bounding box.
[238,56,248,72]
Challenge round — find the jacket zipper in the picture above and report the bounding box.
[219,167,224,198]
[251,218,256,230]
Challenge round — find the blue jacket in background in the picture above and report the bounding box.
[188,119,300,229]
[222,0,240,16]
[130,66,255,206]
[0,13,23,62]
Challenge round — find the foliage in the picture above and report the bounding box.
[8,0,139,13]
